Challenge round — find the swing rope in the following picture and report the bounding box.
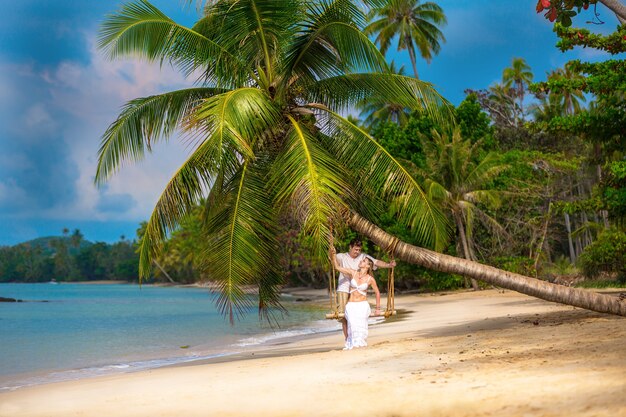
[328,226,339,316]
[329,251,338,315]
[384,236,399,318]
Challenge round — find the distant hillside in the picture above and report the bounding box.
[17,237,94,256]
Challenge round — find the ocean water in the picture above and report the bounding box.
[0,283,338,392]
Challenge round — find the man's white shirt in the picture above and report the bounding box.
[336,252,378,293]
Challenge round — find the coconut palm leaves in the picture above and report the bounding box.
[312,107,450,250]
[99,0,246,84]
[95,88,228,183]
[418,128,509,264]
[96,0,452,321]
[204,161,280,323]
[357,61,411,128]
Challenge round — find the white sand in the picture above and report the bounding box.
[1,289,625,417]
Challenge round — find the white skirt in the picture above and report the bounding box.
[344,301,371,350]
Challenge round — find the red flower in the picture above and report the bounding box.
[536,0,551,12]
[583,3,589,10]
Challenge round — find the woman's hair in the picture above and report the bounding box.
[362,257,374,276]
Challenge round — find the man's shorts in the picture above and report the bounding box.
[337,291,349,321]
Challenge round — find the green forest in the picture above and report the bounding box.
[0,229,138,283]
[1,0,624,307]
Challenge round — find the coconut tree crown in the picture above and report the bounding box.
[96,0,453,322]
[365,0,447,78]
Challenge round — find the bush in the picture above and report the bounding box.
[577,228,626,281]
[420,271,465,292]
[491,256,537,277]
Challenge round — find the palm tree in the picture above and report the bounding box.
[97,0,626,320]
[529,93,562,123]
[365,0,447,78]
[419,127,508,289]
[70,229,84,249]
[486,82,517,127]
[546,66,586,115]
[96,0,451,322]
[357,61,411,128]
[502,57,533,125]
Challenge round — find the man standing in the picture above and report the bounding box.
[333,238,396,340]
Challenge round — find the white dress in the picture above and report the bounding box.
[344,278,371,350]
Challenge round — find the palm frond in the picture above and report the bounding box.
[98,0,244,84]
[138,132,241,279]
[463,190,502,210]
[469,202,509,238]
[203,161,281,324]
[209,0,301,82]
[365,0,447,74]
[307,73,453,127]
[187,87,282,157]
[95,87,225,185]
[425,178,451,202]
[283,0,388,85]
[464,152,510,190]
[269,116,352,260]
[311,105,451,250]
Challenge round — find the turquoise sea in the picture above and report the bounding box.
[0,283,336,392]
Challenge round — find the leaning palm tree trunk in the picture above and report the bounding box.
[349,212,626,317]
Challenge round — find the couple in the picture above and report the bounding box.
[330,238,396,350]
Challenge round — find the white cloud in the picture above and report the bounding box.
[0,61,35,110]
[54,61,83,89]
[0,152,33,173]
[0,179,31,210]
[21,103,58,137]
[40,34,193,222]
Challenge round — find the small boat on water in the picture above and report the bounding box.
[49,279,59,285]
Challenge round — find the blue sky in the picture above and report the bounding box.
[0,0,620,246]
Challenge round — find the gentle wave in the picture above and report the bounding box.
[235,319,341,347]
[0,320,341,393]
[0,352,236,393]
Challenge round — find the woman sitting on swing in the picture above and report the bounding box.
[329,246,381,350]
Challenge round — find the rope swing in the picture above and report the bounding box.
[383,236,399,318]
[325,231,397,319]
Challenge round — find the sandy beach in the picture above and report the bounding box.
[1,289,625,417]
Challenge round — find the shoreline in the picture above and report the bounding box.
[0,287,338,393]
[2,288,625,416]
